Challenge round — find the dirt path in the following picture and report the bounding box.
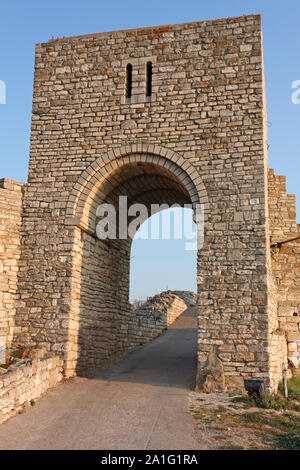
[0,308,208,450]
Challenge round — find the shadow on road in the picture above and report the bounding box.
[91,308,198,390]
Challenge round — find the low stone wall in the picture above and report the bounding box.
[128,291,196,347]
[268,169,299,243]
[0,354,63,425]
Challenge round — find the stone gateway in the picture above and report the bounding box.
[0,15,299,394]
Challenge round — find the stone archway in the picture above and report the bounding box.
[65,144,208,227]
[7,17,285,396]
[63,145,207,377]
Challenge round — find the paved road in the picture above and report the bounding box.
[0,308,206,450]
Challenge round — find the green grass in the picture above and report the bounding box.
[192,383,300,450]
[256,391,287,411]
[229,408,300,450]
[275,434,300,450]
[268,413,300,434]
[279,377,300,401]
[238,412,264,425]
[233,388,300,412]
[215,435,228,441]
[218,445,244,450]
[231,378,300,412]
[231,396,255,409]
[253,387,300,412]
[262,412,300,449]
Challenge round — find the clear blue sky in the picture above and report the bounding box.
[0,1,299,299]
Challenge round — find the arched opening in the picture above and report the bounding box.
[69,152,203,377]
[130,207,197,302]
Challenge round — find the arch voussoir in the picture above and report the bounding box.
[66,144,207,227]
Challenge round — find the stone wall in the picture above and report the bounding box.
[0,354,63,425]
[128,291,195,347]
[268,169,299,243]
[0,179,23,355]
[267,246,288,391]
[271,238,300,371]
[10,15,275,392]
[74,229,132,375]
[268,169,300,376]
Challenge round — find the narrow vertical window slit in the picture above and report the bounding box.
[126,63,132,99]
[146,62,152,97]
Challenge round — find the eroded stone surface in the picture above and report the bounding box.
[196,350,226,393]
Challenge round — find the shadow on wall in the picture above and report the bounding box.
[75,231,132,376]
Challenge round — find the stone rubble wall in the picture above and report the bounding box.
[74,229,133,376]
[128,291,195,346]
[267,251,288,391]
[75,284,194,376]
[0,354,63,425]
[271,238,300,371]
[288,341,300,369]
[268,169,300,375]
[268,169,300,243]
[167,291,197,309]
[0,179,23,354]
